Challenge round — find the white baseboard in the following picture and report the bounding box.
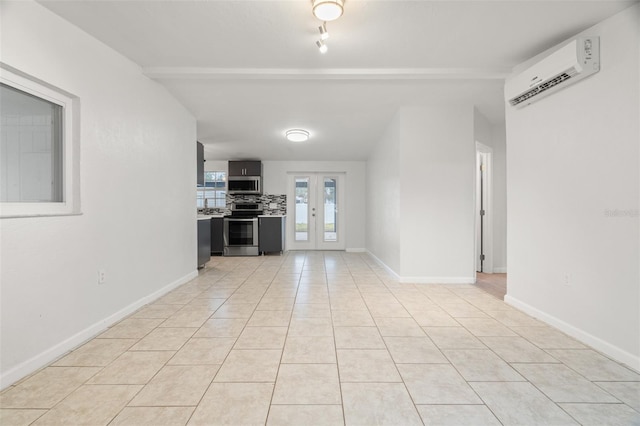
[365,250,400,280]
[505,294,640,373]
[493,267,507,273]
[364,251,475,284]
[0,270,198,390]
[346,248,367,253]
[400,276,476,284]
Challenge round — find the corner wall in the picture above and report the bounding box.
[505,4,640,369]
[491,124,507,272]
[0,1,197,387]
[399,106,476,282]
[366,113,402,273]
[366,106,477,282]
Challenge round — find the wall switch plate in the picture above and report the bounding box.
[269,202,277,209]
[564,273,571,286]
[98,269,107,284]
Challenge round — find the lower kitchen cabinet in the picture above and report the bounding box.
[197,218,211,268]
[211,217,224,254]
[259,216,285,254]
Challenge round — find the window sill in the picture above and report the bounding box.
[1,202,82,219]
[1,212,83,219]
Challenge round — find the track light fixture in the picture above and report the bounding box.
[319,22,329,40]
[316,40,328,54]
[310,1,344,54]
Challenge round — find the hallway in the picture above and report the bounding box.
[1,252,639,425]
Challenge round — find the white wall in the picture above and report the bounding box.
[0,1,197,387]
[204,160,228,173]
[366,106,477,283]
[366,112,402,272]
[399,106,476,282]
[505,4,639,370]
[491,124,507,272]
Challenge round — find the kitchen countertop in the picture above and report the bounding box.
[197,214,225,220]
[199,214,285,219]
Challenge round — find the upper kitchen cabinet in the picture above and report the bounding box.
[229,160,262,177]
[197,142,205,186]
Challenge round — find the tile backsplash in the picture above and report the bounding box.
[198,194,286,216]
[257,194,287,215]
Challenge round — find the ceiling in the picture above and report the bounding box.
[39,0,636,161]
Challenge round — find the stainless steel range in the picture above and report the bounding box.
[223,201,263,256]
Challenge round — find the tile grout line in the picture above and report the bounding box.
[329,251,347,426]
[178,258,247,426]
[264,251,300,424]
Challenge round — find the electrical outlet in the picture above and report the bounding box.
[98,269,107,284]
[564,273,571,286]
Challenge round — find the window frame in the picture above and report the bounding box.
[197,171,227,209]
[0,63,80,218]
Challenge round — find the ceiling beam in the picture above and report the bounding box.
[143,67,510,80]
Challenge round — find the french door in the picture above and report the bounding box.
[287,173,345,250]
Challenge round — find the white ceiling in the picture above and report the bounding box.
[39,0,636,161]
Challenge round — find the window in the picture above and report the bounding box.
[197,171,226,208]
[0,65,79,218]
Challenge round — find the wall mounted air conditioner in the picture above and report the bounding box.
[505,36,600,108]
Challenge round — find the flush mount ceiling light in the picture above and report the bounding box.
[286,129,310,142]
[312,0,344,22]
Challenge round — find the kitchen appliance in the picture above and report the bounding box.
[224,217,259,256]
[230,201,263,216]
[227,176,261,195]
[223,201,263,256]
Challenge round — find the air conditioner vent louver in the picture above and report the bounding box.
[509,71,577,106]
[505,37,600,108]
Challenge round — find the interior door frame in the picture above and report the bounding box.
[287,172,346,251]
[475,142,494,274]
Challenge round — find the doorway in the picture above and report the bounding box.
[287,173,345,250]
[476,142,493,274]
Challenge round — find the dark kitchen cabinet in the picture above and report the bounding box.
[197,142,205,186]
[197,218,211,268]
[259,216,285,254]
[211,217,224,254]
[229,160,261,177]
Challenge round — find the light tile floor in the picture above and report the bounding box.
[1,251,639,425]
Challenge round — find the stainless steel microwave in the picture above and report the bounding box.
[227,176,261,195]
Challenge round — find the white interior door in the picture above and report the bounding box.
[287,173,345,251]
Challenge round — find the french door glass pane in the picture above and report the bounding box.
[295,177,309,241]
[324,178,337,242]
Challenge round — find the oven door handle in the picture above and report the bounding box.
[224,218,258,222]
